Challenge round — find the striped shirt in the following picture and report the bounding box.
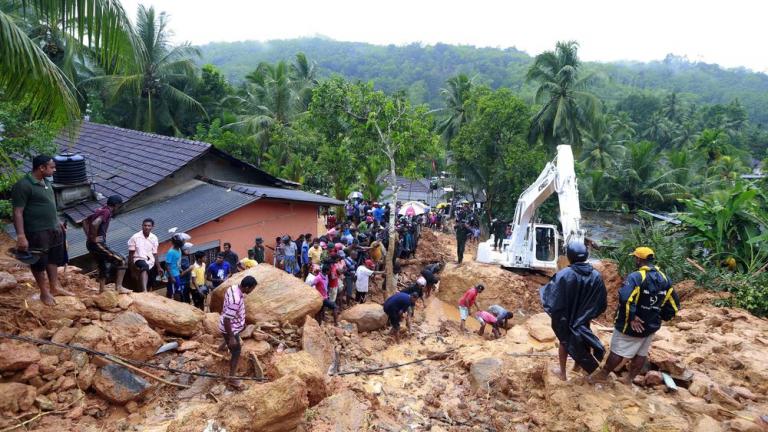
[219,284,246,334]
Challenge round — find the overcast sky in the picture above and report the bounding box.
[120,0,768,73]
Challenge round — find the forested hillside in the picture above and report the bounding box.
[200,38,768,125]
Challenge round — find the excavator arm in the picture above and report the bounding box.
[477,145,584,270]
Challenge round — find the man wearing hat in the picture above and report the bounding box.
[593,246,680,384]
[253,237,266,264]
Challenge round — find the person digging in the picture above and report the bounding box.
[383,291,419,343]
[218,275,258,390]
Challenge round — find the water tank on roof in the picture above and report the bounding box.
[53,153,88,184]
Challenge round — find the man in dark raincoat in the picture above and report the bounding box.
[540,241,607,381]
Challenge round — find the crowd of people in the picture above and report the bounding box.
[10,156,680,388]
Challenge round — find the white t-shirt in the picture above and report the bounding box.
[127,231,159,266]
[355,266,374,292]
[305,273,316,286]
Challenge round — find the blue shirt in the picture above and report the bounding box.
[301,241,310,265]
[383,292,413,315]
[373,207,384,222]
[180,255,191,284]
[207,261,231,286]
[165,248,181,277]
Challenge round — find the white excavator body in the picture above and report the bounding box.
[476,145,585,270]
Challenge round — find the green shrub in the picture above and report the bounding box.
[705,270,768,317]
[0,199,11,220]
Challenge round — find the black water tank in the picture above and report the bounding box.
[53,153,88,184]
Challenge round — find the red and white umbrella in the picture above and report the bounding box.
[398,201,428,216]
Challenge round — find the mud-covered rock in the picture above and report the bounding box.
[340,303,388,332]
[0,341,40,371]
[0,271,17,292]
[272,351,328,406]
[0,383,36,413]
[129,292,204,336]
[302,315,334,372]
[203,312,221,335]
[27,296,87,321]
[168,375,308,432]
[93,290,120,310]
[71,325,106,348]
[210,264,323,324]
[525,313,556,343]
[469,357,503,391]
[105,313,164,362]
[307,390,368,431]
[92,364,151,404]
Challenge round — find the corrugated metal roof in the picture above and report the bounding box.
[208,179,344,206]
[45,122,293,222]
[61,181,258,259]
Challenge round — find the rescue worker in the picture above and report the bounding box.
[593,247,680,384]
[455,220,470,264]
[540,241,607,381]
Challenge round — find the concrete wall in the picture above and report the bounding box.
[156,199,320,265]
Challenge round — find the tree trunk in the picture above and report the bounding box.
[385,153,398,292]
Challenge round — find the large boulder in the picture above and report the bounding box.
[168,375,309,432]
[92,364,152,404]
[302,315,335,373]
[129,292,204,336]
[525,313,556,343]
[272,351,328,406]
[26,296,86,321]
[0,271,17,293]
[209,264,322,325]
[0,341,40,371]
[105,312,164,362]
[202,312,221,335]
[469,357,504,392]
[0,383,36,413]
[307,390,368,431]
[71,325,107,349]
[340,303,388,332]
[93,290,120,310]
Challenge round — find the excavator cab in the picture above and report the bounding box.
[532,224,559,269]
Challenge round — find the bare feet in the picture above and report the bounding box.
[51,287,75,296]
[551,367,567,381]
[40,293,57,306]
[116,286,132,294]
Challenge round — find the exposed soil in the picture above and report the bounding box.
[0,229,767,432]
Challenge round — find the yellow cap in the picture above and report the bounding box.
[629,246,655,259]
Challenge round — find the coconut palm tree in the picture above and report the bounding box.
[614,140,684,210]
[290,52,318,111]
[0,0,138,125]
[436,73,473,144]
[526,41,600,149]
[94,5,204,135]
[581,114,628,170]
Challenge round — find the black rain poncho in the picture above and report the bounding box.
[540,262,608,373]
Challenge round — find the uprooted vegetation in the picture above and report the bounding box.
[0,230,767,432]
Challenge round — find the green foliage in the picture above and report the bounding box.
[452,87,547,220]
[678,181,768,272]
[600,216,694,283]
[0,99,57,193]
[527,41,600,149]
[705,270,768,317]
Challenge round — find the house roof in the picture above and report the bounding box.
[207,179,344,206]
[381,176,445,206]
[50,122,295,221]
[61,181,259,260]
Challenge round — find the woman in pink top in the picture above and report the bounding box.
[475,310,501,339]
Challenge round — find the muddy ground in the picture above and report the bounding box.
[0,229,766,432]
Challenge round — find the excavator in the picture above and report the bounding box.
[476,145,584,271]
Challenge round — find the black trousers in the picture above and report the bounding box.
[494,233,504,250]
[457,239,466,263]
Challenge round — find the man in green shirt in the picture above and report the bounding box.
[11,155,74,305]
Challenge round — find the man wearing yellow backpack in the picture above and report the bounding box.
[593,247,680,384]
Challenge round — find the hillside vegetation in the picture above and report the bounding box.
[200,38,768,124]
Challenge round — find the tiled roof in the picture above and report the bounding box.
[50,122,294,222]
[61,181,258,259]
[381,176,445,206]
[207,179,344,206]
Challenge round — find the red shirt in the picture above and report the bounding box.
[459,287,478,307]
[328,265,339,289]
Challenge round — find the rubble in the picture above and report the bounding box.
[0,382,36,413]
[272,351,328,405]
[0,270,16,292]
[0,340,40,371]
[301,315,335,372]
